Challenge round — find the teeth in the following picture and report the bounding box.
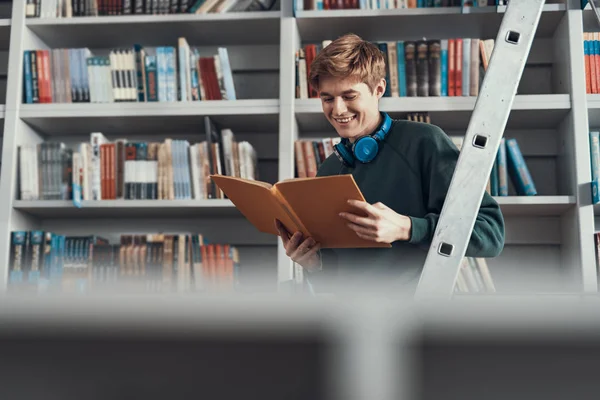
[335,116,354,123]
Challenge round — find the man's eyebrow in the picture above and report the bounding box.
[320,89,358,97]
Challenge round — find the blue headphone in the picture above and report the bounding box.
[333,112,393,167]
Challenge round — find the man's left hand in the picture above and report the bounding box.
[339,199,412,244]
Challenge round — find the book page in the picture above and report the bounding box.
[210,175,300,236]
[274,175,391,248]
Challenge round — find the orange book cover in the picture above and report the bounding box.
[210,174,391,249]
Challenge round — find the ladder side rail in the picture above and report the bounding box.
[414,0,547,300]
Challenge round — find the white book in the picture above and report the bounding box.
[90,132,108,200]
[462,38,471,97]
[178,38,190,102]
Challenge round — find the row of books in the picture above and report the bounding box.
[9,230,240,293]
[296,0,508,11]
[295,132,535,196]
[454,257,495,294]
[18,117,258,202]
[23,40,235,104]
[452,136,537,197]
[27,0,263,18]
[294,113,429,178]
[584,33,600,95]
[296,37,495,99]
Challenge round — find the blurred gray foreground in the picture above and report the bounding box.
[0,289,600,400]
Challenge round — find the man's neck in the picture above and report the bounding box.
[349,112,383,143]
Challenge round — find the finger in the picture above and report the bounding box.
[285,232,304,255]
[339,211,377,228]
[356,231,378,242]
[296,244,322,269]
[290,237,315,260]
[295,241,320,263]
[346,221,377,238]
[275,220,290,246]
[275,219,291,238]
[347,199,378,217]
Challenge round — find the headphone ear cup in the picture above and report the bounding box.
[333,142,354,167]
[353,136,380,164]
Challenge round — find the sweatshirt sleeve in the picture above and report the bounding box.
[407,125,505,258]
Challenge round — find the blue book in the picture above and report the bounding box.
[23,51,33,104]
[505,138,537,196]
[441,40,448,96]
[397,42,407,97]
[9,231,26,285]
[589,131,600,204]
[28,230,44,285]
[497,138,508,196]
[490,153,498,196]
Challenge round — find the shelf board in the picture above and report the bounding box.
[13,199,242,219]
[495,196,575,217]
[295,95,571,131]
[295,4,565,42]
[25,11,281,47]
[13,196,575,219]
[20,100,280,135]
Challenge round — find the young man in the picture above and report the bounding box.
[275,33,505,293]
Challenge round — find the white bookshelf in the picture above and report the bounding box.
[0,0,598,295]
[12,199,238,218]
[25,11,281,48]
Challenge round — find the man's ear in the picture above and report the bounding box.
[374,78,386,99]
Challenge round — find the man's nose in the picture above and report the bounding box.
[332,98,347,115]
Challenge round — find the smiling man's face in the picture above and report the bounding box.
[318,75,386,143]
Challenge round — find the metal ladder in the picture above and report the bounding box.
[584,0,600,25]
[414,0,547,300]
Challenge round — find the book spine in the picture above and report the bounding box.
[506,138,536,196]
[497,138,508,196]
[428,40,441,97]
[404,41,417,97]
[396,41,406,97]
[590,131,600,204]
[415,40,428,96]
[23,51,33,104]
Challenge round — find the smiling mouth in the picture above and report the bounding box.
[334,115,356,124]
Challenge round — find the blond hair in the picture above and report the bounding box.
[308,33,386,93]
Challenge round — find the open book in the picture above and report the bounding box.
[210,174,391,249]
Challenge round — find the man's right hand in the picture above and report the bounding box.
[275,219,322,271]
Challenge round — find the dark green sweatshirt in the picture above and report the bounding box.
[309,119,505,293]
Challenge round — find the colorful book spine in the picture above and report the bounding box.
[505,138,537,196]
[590,131,600,204]
[397,41,407,97]
[440,39,448,96]
[496,138,508,196]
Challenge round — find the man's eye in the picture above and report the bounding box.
[323,98,333,103]
[344,96,356,101]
